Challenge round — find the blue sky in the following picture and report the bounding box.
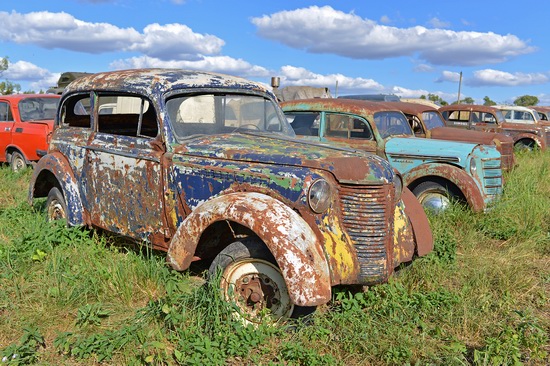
[1,0,549,104]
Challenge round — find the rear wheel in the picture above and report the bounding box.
[412,181,454,213]
[46,187,67,222]
[10,151,26,172]
[209,238,294,323]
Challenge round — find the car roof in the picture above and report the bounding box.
[377,101,438,115]
[64,68,271,97]
[439,104,500,113]
[0,94,60,101]
[280,98,400,116]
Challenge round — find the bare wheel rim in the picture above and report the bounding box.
[222,259,293,323]
[417,191,451,212]
[12,154,25,172]
[47,198,66,221]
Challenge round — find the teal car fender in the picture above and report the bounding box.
[384,138,498,211]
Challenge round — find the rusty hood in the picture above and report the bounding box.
[430,126,513,144]
[172,132,395,184]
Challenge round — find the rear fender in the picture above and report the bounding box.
[404,163,485,212]
[28,152,85,226]
[167,192,331,306]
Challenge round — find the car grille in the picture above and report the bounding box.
[481,158,503,196]
[338,184,393,284]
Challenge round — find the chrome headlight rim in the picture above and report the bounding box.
[392,169,403,201]
[308,178,332,214]
[469,156,477,175]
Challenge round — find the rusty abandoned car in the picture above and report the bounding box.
[281,98,504,212]
[377,101,516,172]
[28,69,433,322]
[439,104,549,151]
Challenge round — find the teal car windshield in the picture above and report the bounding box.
[422,111,446,130]
[166,94,293,140]
[374,111,414,139]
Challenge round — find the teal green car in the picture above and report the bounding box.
[281,98,503,212]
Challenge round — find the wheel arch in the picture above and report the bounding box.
[404,162,485,212]
[28,152,86,226]
[167,191,332,307]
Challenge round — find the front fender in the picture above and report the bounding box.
[28,152,86,226]
[167,192,331,307]
[404,163,485,212]
[400,188,433,256]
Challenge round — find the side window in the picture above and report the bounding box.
[61,95,92,128]
[97,95,158,138]
[325,113,373,140]
[287,112,320,136]
[0,102,14,122]
[409,115,425,135]
[480,113,496,124]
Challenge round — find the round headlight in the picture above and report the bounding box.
[393,169,403,201]
[469,157,477,175]
[308,179,332,213]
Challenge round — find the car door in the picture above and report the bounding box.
[0,100,15,162]
[81,94,166,243]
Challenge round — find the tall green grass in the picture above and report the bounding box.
[0,152,548,365]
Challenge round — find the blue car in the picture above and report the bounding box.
[282,98,503,212]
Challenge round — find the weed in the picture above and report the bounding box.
[1,326,45,365]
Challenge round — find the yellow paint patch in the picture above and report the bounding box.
[321,213,357,281]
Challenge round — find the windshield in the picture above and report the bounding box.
[374,111,413,138]
[422,111,445,130]
[166,94,293,140]
[18,97,59,122]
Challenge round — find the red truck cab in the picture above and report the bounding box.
[0,94,60,171]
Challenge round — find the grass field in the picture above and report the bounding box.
[0,150,549,365]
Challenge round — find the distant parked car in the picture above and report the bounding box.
[0,94,60,171]
[439,104,549,151]
[378,101,515,171]
[29,69,433,323]
[281,98,504,212]
[530,105,550,121]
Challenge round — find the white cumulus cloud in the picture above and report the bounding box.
[436,70,462,83]
[109,55,270,78]
[468,69,549,86]
[251,6,535,66]
[277,65,384,95]
[0,11,224,60]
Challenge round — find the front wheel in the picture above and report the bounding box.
[412,181,454,213]
[209,238,294,323]
[46,187,67,222]
[10,151,26,172]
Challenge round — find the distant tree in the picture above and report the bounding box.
[461,97,475,105]
[0,56,7,76]
[483,96,496,106]
[0,81,21,95]
[0,56,21,95]
[514,95,539,106]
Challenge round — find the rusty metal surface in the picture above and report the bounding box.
[379,101,516,171]
[439,104,548,151]
[404,162,487,212]
[29,69,434,310]
[167,192,332,307]
[400,187,433,256]
[281,99,503,212]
